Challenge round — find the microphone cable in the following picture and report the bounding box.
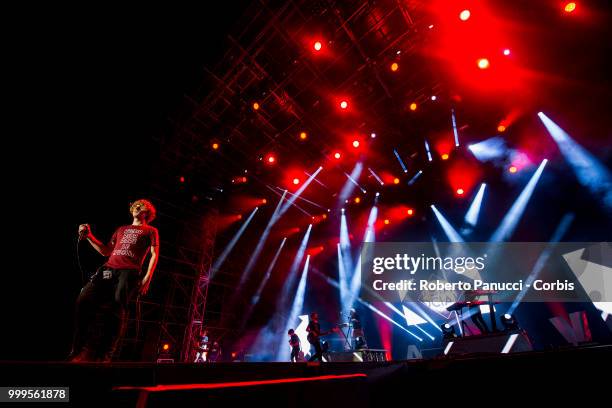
[76,235,87,286]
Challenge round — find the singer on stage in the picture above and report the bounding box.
[69,199,159,362]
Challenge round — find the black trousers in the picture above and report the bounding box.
[71,267,140,360]
[308,340,323,362]
[290,346,300,362]
[470,306,490,334]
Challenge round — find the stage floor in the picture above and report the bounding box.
[1,345,610,407]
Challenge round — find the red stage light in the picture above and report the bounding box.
[384,219,390,225]
[266,155,276,164]
[390,62,399,72]
[179,176,185,183]
[393,178,400,185]
[352,140,360,148]
[252,102,260,110]
[503,48,511,56]
[307,245,325,257]
[212,142,219,150]
[409,102,417,111]
[313,41,322,51]
[300,131,308,140]
[441,153,449,160]
[509,165,518,173]
[237,214,243,220]
[459,9,471,21]
[354,197,361,204]
[162,343,170,351]
[456,188,465,196]
[333,152,342,160]
[477,58,490,69]
[497,125,506,132]
[292,178,300,185]
[261,199,267,204]
[406,208,414,216]
[340,100,348,109]
[564,2,576,13]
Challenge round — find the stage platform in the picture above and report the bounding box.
[2,345,610,407]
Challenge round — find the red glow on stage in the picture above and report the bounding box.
[384,205,415,223]
[284,227,301,236]
[497,124,506,132]
[447,158,481,196]
[393,178,400,185]
[252,102,260,111]
[376,311,392,361]
[409,102,417,111]
[307,245,325,257]
[283,168,306,190]
[390,62,399,72]
[379,172,398,185]
[265,154,276,164]
[235,195,266,209]
[313,41,322,51]
[456,188,465,196]
[459,9,471,21]
[179,176,185,183]
[114,374,368,392]
[333,152,342,160]
[477,58,490,69]
[434,136,453,160]
[299,132,308,140]
[428,0,523,94]
[218,213,247,230]
[340,100,348,109]
[503,48,511,56]
[564,2,576,13]
[352,140,360,148]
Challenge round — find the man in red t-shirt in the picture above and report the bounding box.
[69,199,159,362]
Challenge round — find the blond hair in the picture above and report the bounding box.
[130,199,157,223]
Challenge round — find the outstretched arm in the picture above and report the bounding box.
[79,224,112,256]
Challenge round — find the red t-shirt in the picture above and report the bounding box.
[104,225,159,270]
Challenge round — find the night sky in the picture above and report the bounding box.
[4,4,249,360]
